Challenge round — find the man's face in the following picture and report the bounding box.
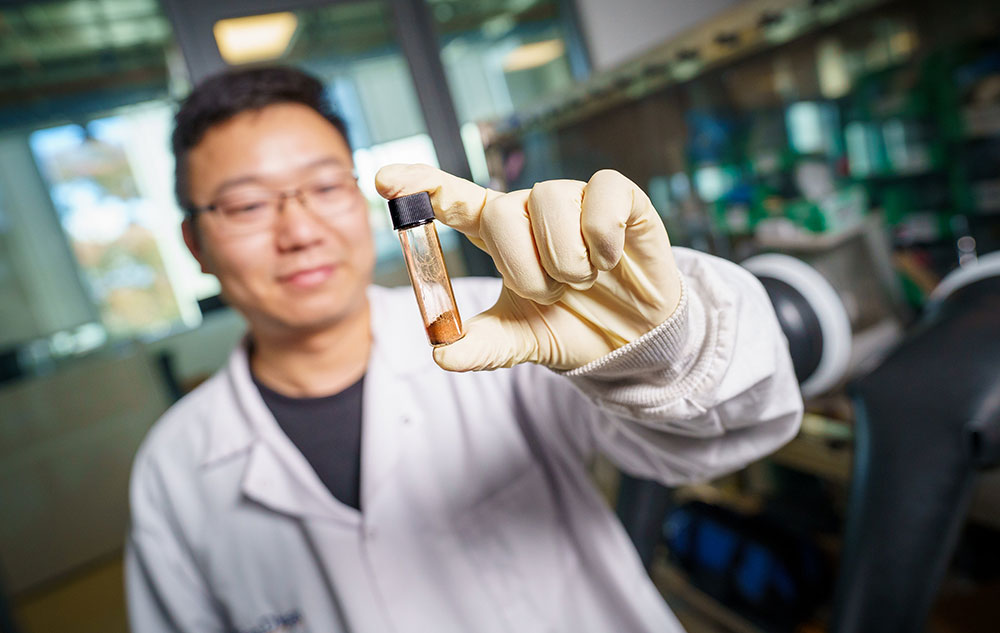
[184,103,374,336]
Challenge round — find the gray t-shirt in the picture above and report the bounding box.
[252,374,365,511]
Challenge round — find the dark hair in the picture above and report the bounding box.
[172,66,350,213]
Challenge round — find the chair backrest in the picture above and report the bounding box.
[831,276,1000,633]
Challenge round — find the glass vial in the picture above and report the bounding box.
[388,192,464,346]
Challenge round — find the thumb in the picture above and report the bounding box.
[375,163,501,242]
[432,299,537,372]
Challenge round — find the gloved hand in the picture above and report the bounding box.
[375,164,682,372]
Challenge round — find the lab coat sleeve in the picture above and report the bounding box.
[541,247,804,485]
[126,449,225,633]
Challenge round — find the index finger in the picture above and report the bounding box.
[375,163,502,241]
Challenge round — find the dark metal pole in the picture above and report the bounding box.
[388,0,497,276]
[560,0,593,80]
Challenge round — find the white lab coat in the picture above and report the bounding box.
[126,248,803,633]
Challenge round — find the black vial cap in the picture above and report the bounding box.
[388,191,434,230]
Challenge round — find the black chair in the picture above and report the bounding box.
[616,474,673,570]
[830,274,1000,633]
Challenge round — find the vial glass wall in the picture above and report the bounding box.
[398,221,463,346]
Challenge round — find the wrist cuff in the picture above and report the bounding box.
[559,278,691,380]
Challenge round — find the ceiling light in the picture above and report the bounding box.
[503,39,565,73]
[214,12,299,65]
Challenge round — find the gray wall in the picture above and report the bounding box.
[575,0,740,70]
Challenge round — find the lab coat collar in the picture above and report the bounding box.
[199,346,256,467]
[200,285,430,466]
[198,285,432,520]
[361,285,434,514]
[366,284,438,377]
[201,342,356,522]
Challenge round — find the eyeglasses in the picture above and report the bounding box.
[192,167,362,236]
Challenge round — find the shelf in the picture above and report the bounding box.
[489,0,892,141]
[963,105,1000,139]
[770,413,854,484]
[651,554,767,633]
[771,432,853,484]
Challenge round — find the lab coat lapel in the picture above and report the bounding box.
[225,343,358,524]
[360,287,431,517]
[214,289,434,521]
[241,441,341,520]
[357,352,419,516]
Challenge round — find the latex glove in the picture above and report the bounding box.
[375,164,682,372]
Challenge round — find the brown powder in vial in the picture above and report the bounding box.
[426,310,463,346]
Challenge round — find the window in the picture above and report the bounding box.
[0,0,217,344]
[430,0,582,184]
[30,103,218,338]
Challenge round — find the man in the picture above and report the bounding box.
[127,66,802,633]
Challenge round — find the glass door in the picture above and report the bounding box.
[163,0,471,281]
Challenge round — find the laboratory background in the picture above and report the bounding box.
[1,0,1000,631]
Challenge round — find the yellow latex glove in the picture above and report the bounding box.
[375,164,682,372]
